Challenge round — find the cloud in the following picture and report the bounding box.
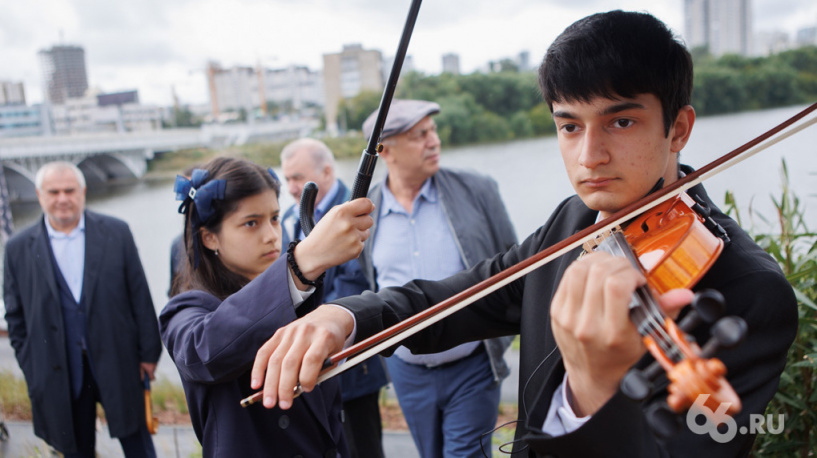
[1,0,814,107]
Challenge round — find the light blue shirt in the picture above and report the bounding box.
[372,177,479,366]
[44,214,86,303]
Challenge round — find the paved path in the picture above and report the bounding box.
[0,421,421,458]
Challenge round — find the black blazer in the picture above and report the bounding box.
[335,181,798,457]
[4,210,162,454]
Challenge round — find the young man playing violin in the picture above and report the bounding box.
[251,10,797,457]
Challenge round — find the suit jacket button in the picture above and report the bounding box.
[52,365,61,371]
[324,449,337,458]
[278,415,290,430]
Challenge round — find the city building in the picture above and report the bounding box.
[684,0,753,56]
[0,104,47,138]
[442,53,460,75]
[796,26,817,47]
[0,81,26,106]
[38,45,89,104]
[755,30,791,56]
[381,54,415,83]
[205,62,323,123]
[517,51,531,72]
[50,89,162,135]
[322,44,384,135]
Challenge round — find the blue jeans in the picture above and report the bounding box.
[386,347,501,458]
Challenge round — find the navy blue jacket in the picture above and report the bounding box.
[160,257,348,458]
[282,179,388,401]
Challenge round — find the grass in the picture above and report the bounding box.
[146,134,370,178]
[0,369,31,420]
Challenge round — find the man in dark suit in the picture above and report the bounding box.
[280,138,388,458]
[251,11,798,457]
[4,161,162,457]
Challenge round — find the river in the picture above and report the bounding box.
[5,103,817,320]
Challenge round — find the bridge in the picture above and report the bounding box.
[0,119,318,202]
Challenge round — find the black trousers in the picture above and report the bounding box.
[62,355,156,458]
[342,391,385,458]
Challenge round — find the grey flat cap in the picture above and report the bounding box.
[362,99,440,141]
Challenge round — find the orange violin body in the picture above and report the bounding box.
[624,192,724,295]
[594,193,742,418]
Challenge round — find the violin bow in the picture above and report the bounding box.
[242,102,817,407]
[298,0,423,236]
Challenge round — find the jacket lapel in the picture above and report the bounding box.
[81,212,105,311]
[30,219,60,303]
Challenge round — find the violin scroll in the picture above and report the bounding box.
[619,289,747,438]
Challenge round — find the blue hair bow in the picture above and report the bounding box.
[174,169,226,225]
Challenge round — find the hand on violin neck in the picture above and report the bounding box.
[551,252,694,416]
[249,305,354,410]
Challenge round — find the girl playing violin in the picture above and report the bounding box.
[250,11,798,458]
[160,157,373,457]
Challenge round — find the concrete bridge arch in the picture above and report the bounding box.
[1,151,146,202]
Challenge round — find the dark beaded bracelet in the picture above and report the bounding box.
[287,240,324,287]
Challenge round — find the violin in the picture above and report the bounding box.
[587,192,746,436]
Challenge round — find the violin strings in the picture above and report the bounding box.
[599,233,682,362]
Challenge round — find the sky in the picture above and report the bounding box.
[2,0,817,108]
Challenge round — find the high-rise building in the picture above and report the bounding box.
[796,26,817,47]
[322,44,383,135]
[684,0,753,56]
[38,45,89,104]
[442,53,461,75]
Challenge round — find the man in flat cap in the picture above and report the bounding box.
[354,99,517,456]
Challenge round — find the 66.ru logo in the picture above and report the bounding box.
[686,394,784,443]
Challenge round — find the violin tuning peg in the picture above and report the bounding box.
[701,316,748,358]
[679,289,725,333]
[646,402,683,439]
[692,289,725,323]
[620,368,653,402]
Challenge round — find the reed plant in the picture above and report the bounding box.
[724,161,817,457]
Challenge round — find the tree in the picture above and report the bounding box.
[528,103,555,136]
[692,67,747,115]
[339,90,382,134]
[744,64,802,109]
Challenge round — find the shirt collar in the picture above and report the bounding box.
[45,212,85,239]
[315,179,341,216]
[380,175,437,217]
